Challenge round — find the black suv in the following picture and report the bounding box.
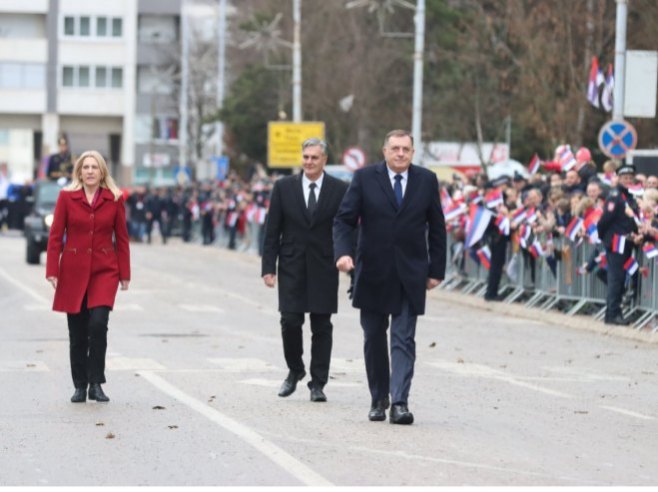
[24,180,65,264]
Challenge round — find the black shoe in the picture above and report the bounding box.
[71,387,87,403]
[484,294,504,302]
[278,370,306,397]
[88,383,110,402]
[368,400,387,421]
[390,403,414,425]
[604,316,630,326]
[309,386,327,402]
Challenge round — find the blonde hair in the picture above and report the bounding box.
[65,150,122,201]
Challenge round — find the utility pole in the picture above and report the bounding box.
[180,0,189,172]
[613,0,627,121]
[292,0,302,122]
[216,0,227,157]
[411,0,425,164]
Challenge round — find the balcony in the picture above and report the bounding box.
[0,38,47,63]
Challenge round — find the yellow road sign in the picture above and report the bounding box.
[268,122,325,168]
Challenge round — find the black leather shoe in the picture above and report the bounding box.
[88,383,110,402]
[390,403,414,425]
[309,386,327,402]
[278,370,306,397]
[368,400,387,421]
[604,316,630,326]
[71,387,87,403]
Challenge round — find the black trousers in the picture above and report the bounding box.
[280,312,332,389]
[66,296,110,388]
[486,234,509,298]
[605,246,631,321]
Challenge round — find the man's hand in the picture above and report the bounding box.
[426,278,441,290]
[263,274,276,288]
[336,256,354,273]
[120,280,130,291]
[47,277,57,289]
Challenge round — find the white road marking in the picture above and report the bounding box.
[0,361,49,372]
[600,405,655,421]
[137,370,333,486]
[207,358,280,373]
[0,267,50,305]
[542,366,629,382]
[106,357,166,371]
[427,360,574,399]
[178,304,225,313]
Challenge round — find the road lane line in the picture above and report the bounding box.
[599,405,655,421]
[137,370,333,486]
[0,267,50,305]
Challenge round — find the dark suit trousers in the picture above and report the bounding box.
[360,292,417,405]
[280,312,332,388]
[605,247,631,321]
[66,295,110,388]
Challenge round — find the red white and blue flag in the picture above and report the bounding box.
[601,63,614,112]
[527,153,541,175]
[587,56,604,108]
[485,189,504,209]
[612,234,626,254]
[558,146,577,172]
[466,205,493,248]
[525,207,538,224]
[476,245,491,270]
[495,214,510,236]
[529,240,545,259]
[624,256,639,276]
[444,203,467,222]
[510,207,526,227]
[643,242,658,260]
[565,217,584,242]
[518,224,532,249]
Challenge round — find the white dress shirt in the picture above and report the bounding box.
[302,173,324,207]
[386,166,408,197]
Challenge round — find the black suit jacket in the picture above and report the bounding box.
[262,172,349,314]
[333,161,446,315]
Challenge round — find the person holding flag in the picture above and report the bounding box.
[597,164,643,325]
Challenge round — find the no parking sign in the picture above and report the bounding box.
[342,147,366,171]
[598,120,638,159]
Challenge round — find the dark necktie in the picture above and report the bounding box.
[394,174,403,207]
[308,182,317,215]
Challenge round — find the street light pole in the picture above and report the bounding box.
[411,0,425,164]
[292,0,302,122]
[180,0,189,171]
[613,0,627,121]
[216,0,227,156]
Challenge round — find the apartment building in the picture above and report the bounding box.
[0,0,184,185]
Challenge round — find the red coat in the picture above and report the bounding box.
[46,188,131,313]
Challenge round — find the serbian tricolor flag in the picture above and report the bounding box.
[529,240,545,259]
[525,207,538,224]
[565,217,584,242]
[601,63,614,113]
[476,245,491,269]
[586,224,599,244]
[518,224,532,249]
[444,203,466,222]
[628,184,644,196]
[495,214,510,236]
[643,242,658,259]
[484,189,504,209]
[510,207,526,227]
[624,256,639,276]
[587,56,604,108]
[465,205,493,248]
[612,234,626,254]
[527,153,541,175]
[558,146,577,172]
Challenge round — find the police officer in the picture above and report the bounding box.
[597,164,641,325]
[47,137,73,181]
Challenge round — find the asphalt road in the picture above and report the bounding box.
[0,232,657,486]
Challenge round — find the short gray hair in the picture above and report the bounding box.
[302,137,328,155]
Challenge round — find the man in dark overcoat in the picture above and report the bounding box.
[334,129,446,425]
[262,138,348,402]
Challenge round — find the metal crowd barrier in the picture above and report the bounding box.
[440,233,658,333]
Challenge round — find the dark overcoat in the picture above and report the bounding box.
[46,188,131,313]
[262,173,348,314]
[333,161,446,316]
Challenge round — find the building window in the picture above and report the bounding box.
[79,16,90,36]
[112,18,122,37]
[153,116,179,141]
[111,68,123,88]
[23,64,45,89]
[62,66,74,87]
[96,17,107,36]
[78,66,90,87]
[95,67,107,87]
[138,15,178,43]
[64,16,75,35]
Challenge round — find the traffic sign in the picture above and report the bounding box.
[267,121,325,168]
[598,120,638,159]
[342,146,366,171]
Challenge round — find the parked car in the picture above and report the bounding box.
[24,180,64,264]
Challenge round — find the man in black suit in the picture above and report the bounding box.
[334,129,446,424]
[262,138,348,402]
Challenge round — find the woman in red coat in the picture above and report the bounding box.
[46,150,130,403]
